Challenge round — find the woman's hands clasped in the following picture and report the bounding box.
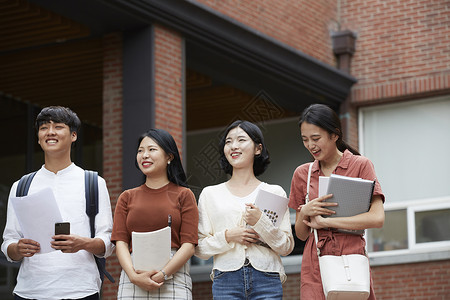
[130,269,163,291]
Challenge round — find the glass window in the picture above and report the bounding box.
[361,97,450,203]
[415,208,450,244]
[360,97,450,253]
[367,210,408,252]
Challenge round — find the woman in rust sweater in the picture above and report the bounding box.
[112,129,198,299]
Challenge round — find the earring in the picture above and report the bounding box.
[167,161,171,165]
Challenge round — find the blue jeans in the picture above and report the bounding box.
[212,263,283,299]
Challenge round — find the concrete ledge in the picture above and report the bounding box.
[369,249,450,267]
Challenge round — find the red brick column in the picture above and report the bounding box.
[102,32,123,299]
[153,23,184,157]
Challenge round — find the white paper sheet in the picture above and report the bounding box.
[319,176,330,197]
[132,226,171,272]
[11,187,63,254]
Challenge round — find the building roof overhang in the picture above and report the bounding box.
[30,0,356,110]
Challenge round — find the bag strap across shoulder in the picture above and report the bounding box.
[304,162,322,256]
[84,170,99,239]
[305,162,314,204]
[16,171,38,197]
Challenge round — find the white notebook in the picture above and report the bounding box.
[132,226,171,272]
[254,189,289,228]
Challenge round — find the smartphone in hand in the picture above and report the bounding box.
[55,222,70,241]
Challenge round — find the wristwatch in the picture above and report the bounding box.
[160,269,172,281]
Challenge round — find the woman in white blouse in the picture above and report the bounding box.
[195,120,294,299]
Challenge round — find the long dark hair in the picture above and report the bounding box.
[219,120,270,176]
[299,104,360,155]
[135,129,188,187]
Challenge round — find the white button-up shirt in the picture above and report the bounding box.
[1,163,114,300]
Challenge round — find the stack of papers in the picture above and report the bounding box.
[132,226,171,271]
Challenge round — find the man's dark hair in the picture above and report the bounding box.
[35,106,81,134]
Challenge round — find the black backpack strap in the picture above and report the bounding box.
[85,170,98,239]
[16,171,37,197]
[84,170,115,283]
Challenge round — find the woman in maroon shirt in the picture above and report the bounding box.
[289,104,385,299]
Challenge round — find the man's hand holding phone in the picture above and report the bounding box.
[54,222,70,241]
[51,222,94,254]
[52,222,72,253]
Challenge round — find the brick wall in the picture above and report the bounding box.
[372,260,450,300]
[192,281,213,299]
[340,0,450,104]
[102,32,123,299]
[153,23,184,157]
[195,0,338,66]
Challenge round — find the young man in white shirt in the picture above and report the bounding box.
[1,106,114,300]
